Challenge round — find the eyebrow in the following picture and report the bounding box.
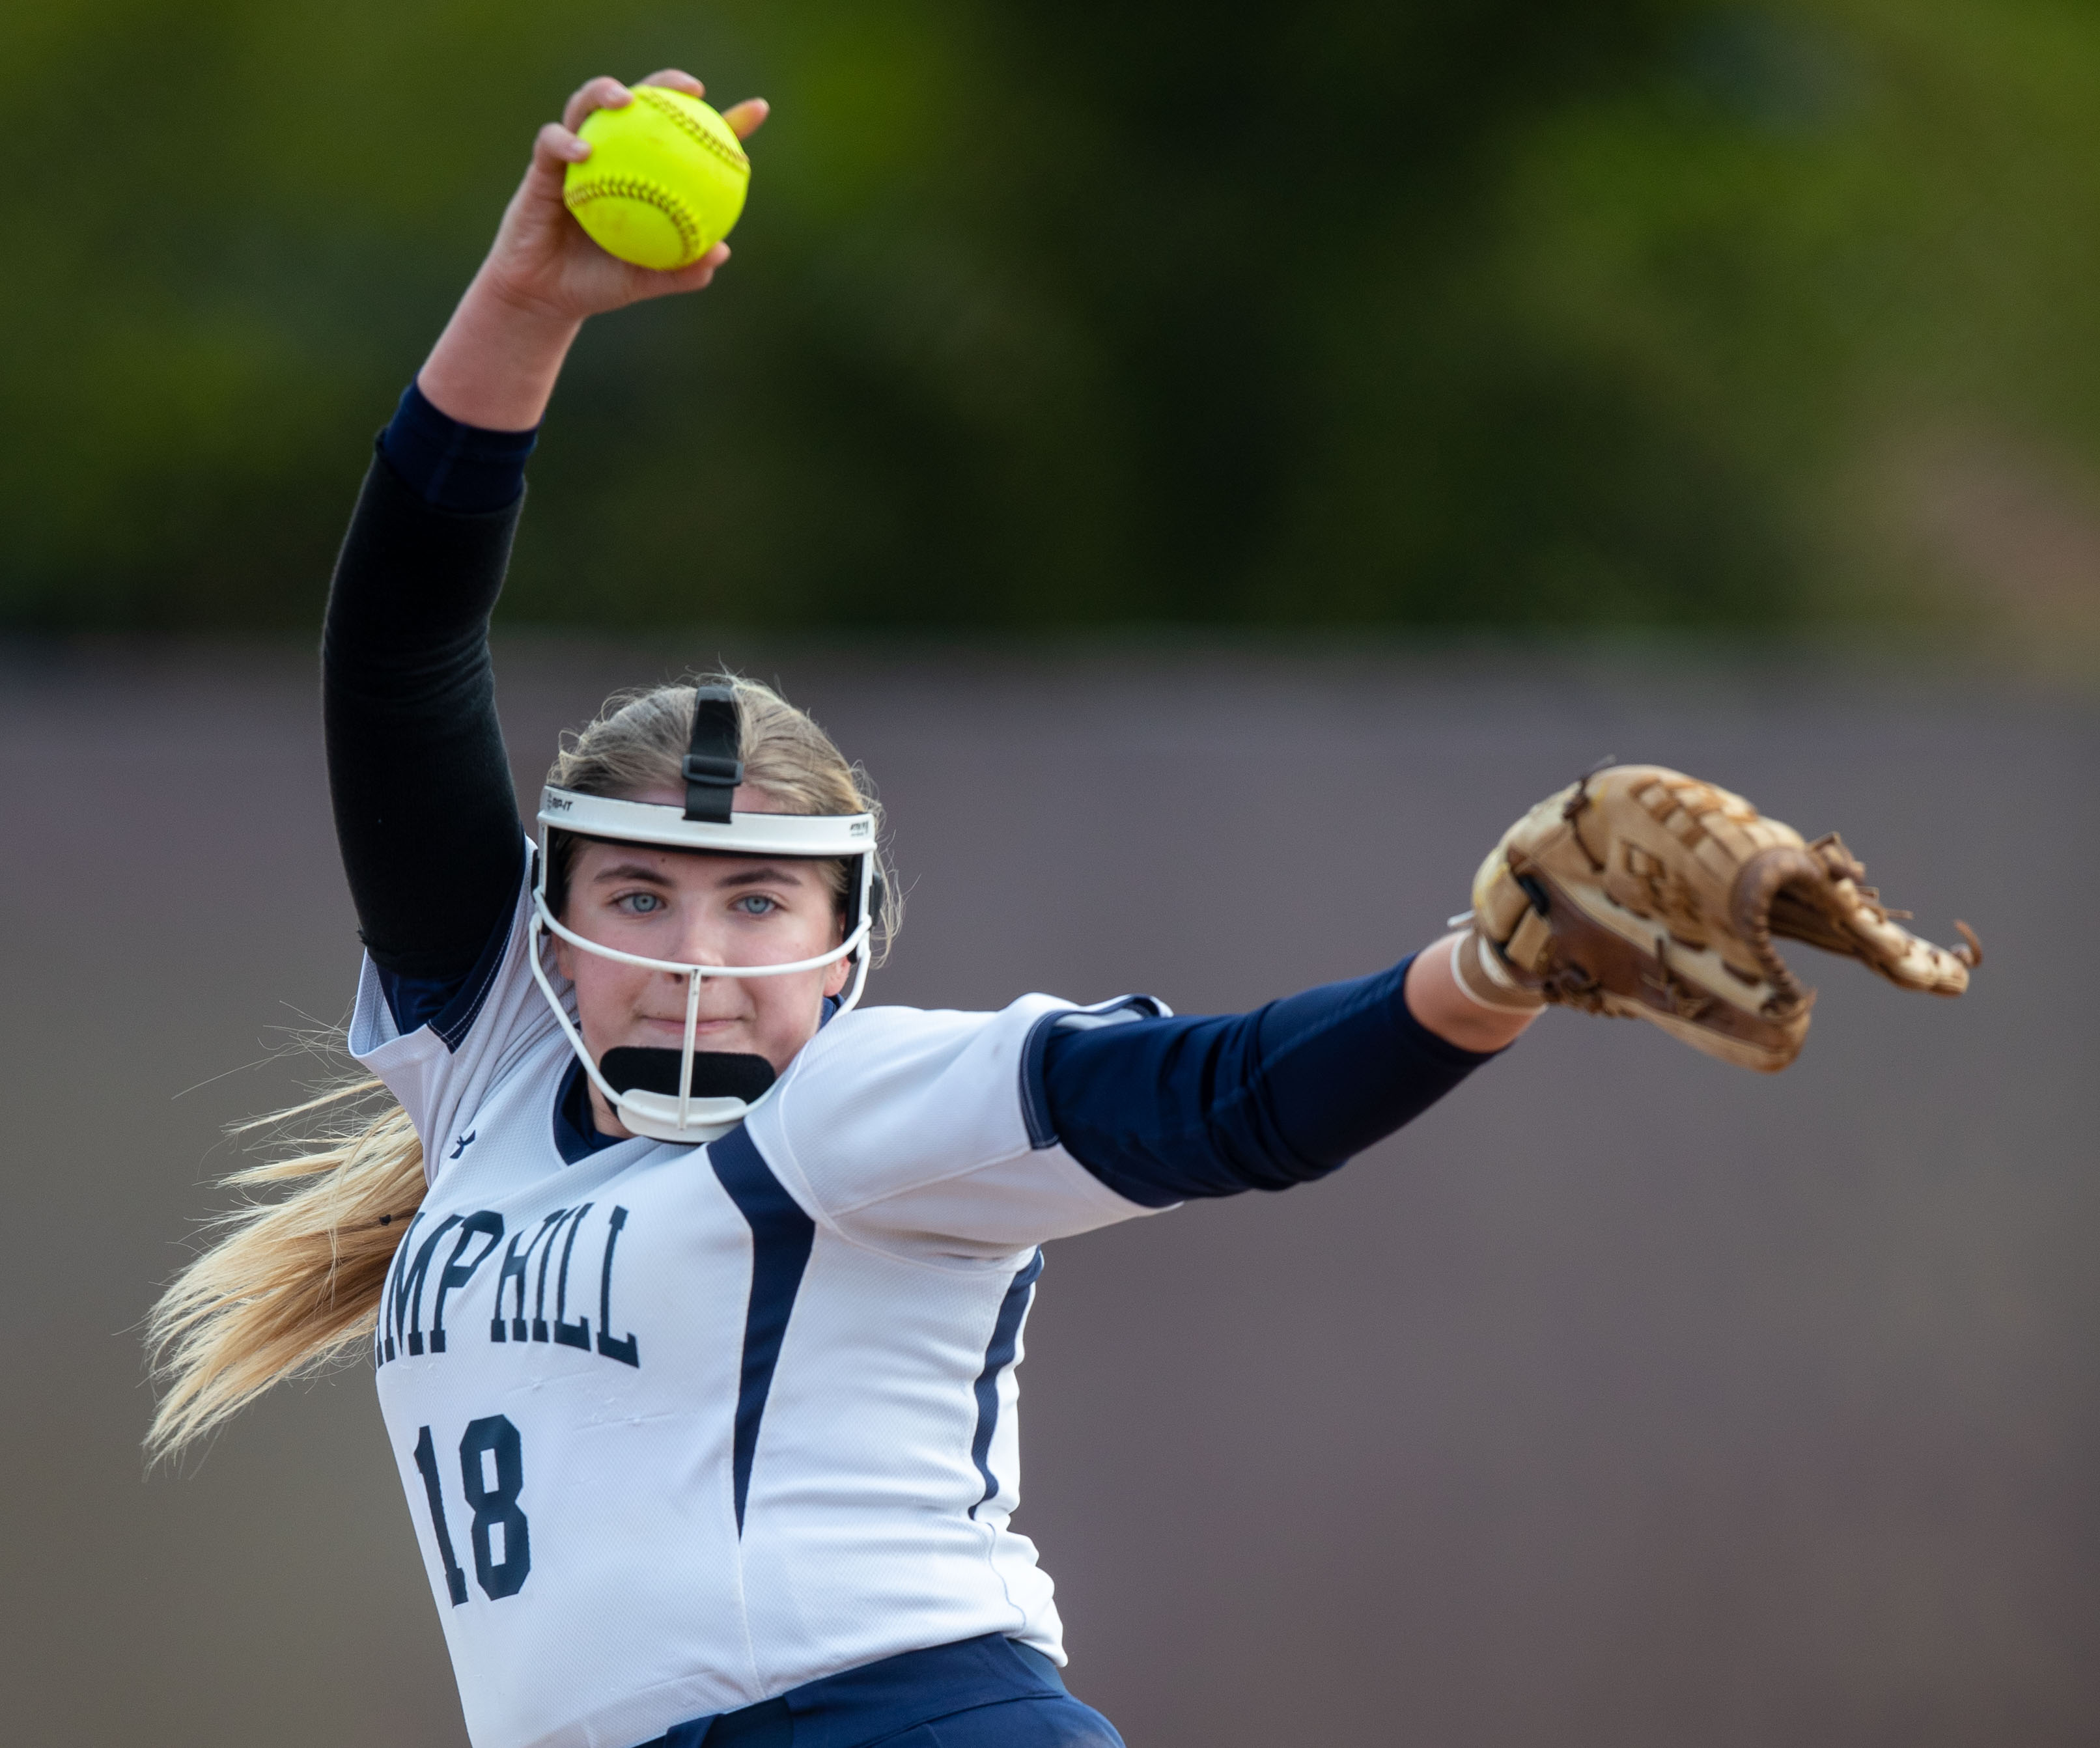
[589,860,807,889]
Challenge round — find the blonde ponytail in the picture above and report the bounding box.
[147,1079,426,1464]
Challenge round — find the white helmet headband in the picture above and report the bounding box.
[525,686,878,1144]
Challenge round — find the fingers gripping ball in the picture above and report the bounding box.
[1451,764,1981,1072]
[563,89,750,270]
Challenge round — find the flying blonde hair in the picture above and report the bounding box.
[147,675,893,1463]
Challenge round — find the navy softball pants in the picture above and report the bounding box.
[643,1634,1126,1748]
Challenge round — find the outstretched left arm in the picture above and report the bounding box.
[1037,936,1537,1208]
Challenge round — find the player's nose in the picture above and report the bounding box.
[659,914,732,971]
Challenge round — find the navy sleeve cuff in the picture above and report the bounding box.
[377,379,539,514]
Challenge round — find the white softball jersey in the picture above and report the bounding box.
[349,872,1164,1748]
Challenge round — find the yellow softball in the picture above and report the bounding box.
[563,88,751,271]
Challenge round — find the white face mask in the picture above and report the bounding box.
[529,786,878,1143]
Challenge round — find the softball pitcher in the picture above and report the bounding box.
[149,70,1975,1748]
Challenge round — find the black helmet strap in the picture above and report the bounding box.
[682,686,743,823]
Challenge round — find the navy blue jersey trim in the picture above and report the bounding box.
[1020,995,1166,1150]
[376,889,516,1050]
[968,1249,1044,1519]
[552,1058,632,1163]
[1020,1012,1059,1148]
[708,1126,816,1533]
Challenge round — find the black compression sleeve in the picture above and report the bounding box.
[380,380,539,514]
[1036,955,1497,1206]
[322,447,526,978]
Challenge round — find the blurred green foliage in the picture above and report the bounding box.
[5,1,2100,631]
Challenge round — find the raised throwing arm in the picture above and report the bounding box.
[324,71,765,1003]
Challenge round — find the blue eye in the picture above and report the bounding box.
[617,891,665,915]
[733,895,777,916]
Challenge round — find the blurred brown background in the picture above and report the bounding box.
[2,641,2090,1745]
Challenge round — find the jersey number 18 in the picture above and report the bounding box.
[412,1415,532,1604]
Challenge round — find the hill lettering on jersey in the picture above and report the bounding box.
[375,1203,640,1371]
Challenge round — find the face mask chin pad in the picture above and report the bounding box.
[598,1047,777,1103]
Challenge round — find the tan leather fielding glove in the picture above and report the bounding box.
[1449,764,1980,1072]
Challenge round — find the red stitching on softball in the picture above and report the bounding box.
[564,176,703,261]
[632,87,750,176]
